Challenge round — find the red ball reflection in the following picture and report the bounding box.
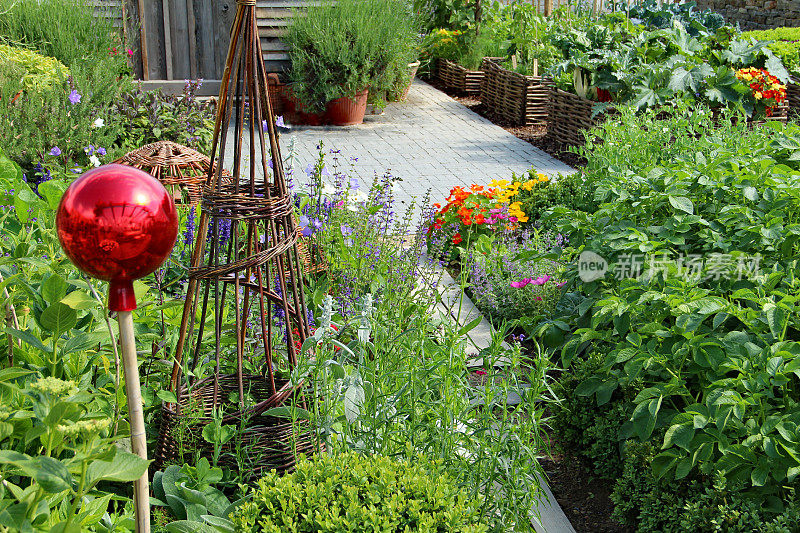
[56,164,178,311]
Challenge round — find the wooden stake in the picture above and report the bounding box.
[117,311,150,533]
[544,0,553,16]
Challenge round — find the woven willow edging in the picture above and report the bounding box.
[547,88,600,147]
[549,86,790,149]
[438,58,487,95]
[785,78,799,116]
[480,57,553,126]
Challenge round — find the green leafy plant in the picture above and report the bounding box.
[0,44,69,92]
[0,374,146,532]
[232,452,488,532]
[110,80,216,155]
[542,111,800,528]
[742,27,800,78]
[285,0,417,112]
[152,458,235,532]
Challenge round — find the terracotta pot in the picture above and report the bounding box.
[267,73,285,116]
[398,61,420,101]
[325,89,369,126]
[283,88,326,126]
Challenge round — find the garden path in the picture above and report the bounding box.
[228,80,575,209]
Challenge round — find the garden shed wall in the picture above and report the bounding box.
[93,0,301,86]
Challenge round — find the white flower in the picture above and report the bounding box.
[89,154,101,167]
[351,189,368,203]
[320,181,336,196]
[92,118,105,129]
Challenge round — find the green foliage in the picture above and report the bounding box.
[624,0,725,35]
[0,0,131,171]
[0,59,127,170]
[742,28,800,77]
[290,149,552,530]
[0,374,145,531]
[544,112,800,528]
[612,442,800,533]
[109,80,216,155]
[232,452,488,532]
[552,352,629,480]
[151,458,235,531]
[0,0,128,74]
[285,0,418,112]
[549,11,787,115]
[517,169,598,221]
[0,44,69,92]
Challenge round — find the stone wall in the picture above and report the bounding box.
[693,0,800,30]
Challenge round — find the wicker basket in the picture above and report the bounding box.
[154,375,318,477]
[114,141,232,206]
[438,58,487,95]
[480,57,553,126]
[548,88,601,147]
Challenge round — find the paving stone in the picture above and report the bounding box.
[225,80,575,209]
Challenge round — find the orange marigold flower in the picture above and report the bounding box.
[474,214,485,224]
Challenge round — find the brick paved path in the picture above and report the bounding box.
[272,80,575,210]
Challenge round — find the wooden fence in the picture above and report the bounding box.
[95,0,303,84]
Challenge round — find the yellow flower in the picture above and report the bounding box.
[517,214,529,223]
[743,73,753,81]
[489,179,509,188]
[755,91,763,100]
[522,180,536,191]
[537,173,549,182]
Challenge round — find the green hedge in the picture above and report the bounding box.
[232,452,488,532]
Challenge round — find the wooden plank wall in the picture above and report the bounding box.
[94,0,305,81]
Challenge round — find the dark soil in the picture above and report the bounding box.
[424,76,587,169]
[540,451,632,533]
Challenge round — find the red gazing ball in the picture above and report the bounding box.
[56,164,179,311]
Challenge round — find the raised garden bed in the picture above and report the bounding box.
[547,88,602,148]
[480,57,553,126]
[438,58,491,96]
[547,87,789,150]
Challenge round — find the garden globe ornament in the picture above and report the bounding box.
[56,163,179,533]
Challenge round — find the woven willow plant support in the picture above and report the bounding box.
[155,0,316,475]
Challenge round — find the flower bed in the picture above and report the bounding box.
[480,57,553,126]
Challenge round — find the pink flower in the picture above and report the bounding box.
[510,278,532,288]
[556,281,567,288]
[531,275,551,286]
[475,370,487,376]
[535,296,542,301]
[127,49,134,57]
